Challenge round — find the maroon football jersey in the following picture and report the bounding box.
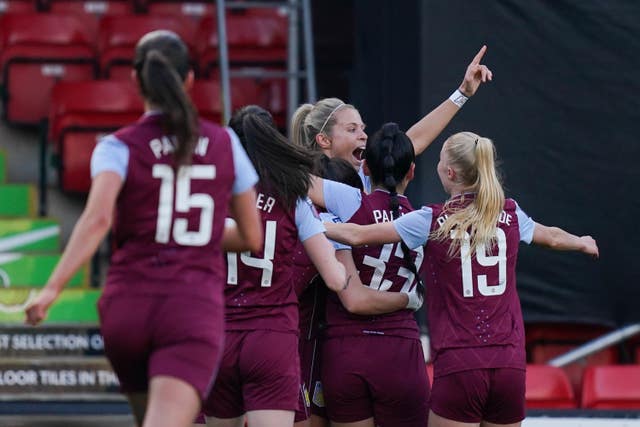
[325,190,422,340]
[224,188,304,332]
[425,196,526,377]
[104,114,235,300]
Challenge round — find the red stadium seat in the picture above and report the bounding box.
[97,14,195,79]
[0,13,97,125]
[48,78,255,192]
[581,365,640,409]
[203,70,286,130]
[188,79,261,125]
[39,0,134,35]
[49,79,143,192]
[525,364,577,409]
[143,0,213,23]
[0,0,35,15]
[526,322,618,395]
[194,8,288,71]
[192,8,288,128]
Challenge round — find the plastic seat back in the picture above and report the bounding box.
[97,13,194,79]
[525,364,576,409]
[582,365,640,409]
[0,13,97,124]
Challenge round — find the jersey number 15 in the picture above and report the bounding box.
[153,164,216,246]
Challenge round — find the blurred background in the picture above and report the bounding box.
[0,0,638,424]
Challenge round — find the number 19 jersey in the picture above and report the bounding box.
[393,194,535,377]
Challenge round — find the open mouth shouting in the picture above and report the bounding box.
[353,147,365,165]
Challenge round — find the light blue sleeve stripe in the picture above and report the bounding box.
[296,197,326,242]
[227,128,259,194]
[323,179,362,222]
[358,167,371,193]
[319,211,350,251]
[393,207,433,250]
[90,135,129,179]
[514,201,535,244]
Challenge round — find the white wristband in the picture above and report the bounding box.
[449,89,469,108]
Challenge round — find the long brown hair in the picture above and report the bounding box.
[229,105,318,210]
[134,30,198,168]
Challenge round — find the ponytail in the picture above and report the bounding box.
[431,132,505,257]
[230,105,318,210]
[134,30,198,168]
[373,122,424,299]
[290,103,314,149]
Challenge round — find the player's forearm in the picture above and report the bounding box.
[324,222,363,246]
[406,98,461,156]
[533,224,587,252]
[339,285,409,315]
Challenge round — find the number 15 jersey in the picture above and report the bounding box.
[393,194,535,377]
[91,113,257,300]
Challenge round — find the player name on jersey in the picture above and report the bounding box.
[0,326,104,357]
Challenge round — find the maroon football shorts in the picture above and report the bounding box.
[321,335,429,426]
[97,292,224,400]
[203,329,300,418]
[429,367,526,424]
[295,336,328,422]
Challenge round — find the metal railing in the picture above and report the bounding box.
[215,0,317,127]
[548,323,640,367]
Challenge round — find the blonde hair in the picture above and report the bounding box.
[431,131,505,257]
[290,97,355,151]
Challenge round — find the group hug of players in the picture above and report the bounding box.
[24,30,599,427]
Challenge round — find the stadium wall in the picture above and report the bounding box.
[347,0,640,326]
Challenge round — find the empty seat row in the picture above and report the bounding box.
[525,322,620,396]
[0,0,262,16]
[49,78,270,193]
[0,11,287,125]
[526,364,640,409]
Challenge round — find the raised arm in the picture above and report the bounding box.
[221,188,263,253]
[407,45,493,156]
[324,221,401,247]
[25,172,122,325]
[335,250,422,314]
[532,222,599,257]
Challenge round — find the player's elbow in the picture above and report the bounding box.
[83,209,112,235]
[341,297,368,315]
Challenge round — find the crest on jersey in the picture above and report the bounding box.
[312,380,325,407]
